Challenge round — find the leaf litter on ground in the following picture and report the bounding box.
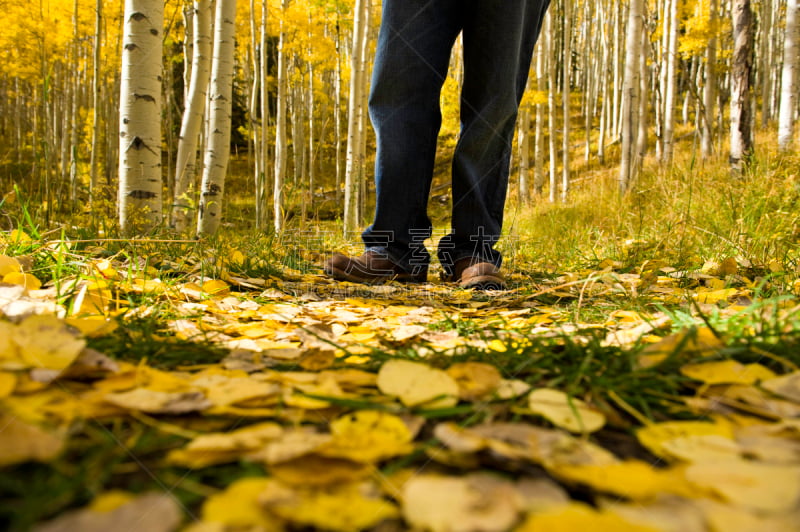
[1,237,800,531]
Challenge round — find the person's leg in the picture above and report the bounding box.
[362,0,462,275]
[438,0,550,277]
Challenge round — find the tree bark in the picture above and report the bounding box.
[173,0,212,231]
[118,0,164,232]
[273,0,289,233]
[619,0,643,193]
[778,0,799,151]
[730,0,754,173]
[343,0,369,234]
[197,0,238,235]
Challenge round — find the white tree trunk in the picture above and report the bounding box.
[701,0,718,158]
[662,0,678,164]
[118,0,164,231]
[778,0,799,151]
[173,0,211,231]
[561,0,572,201]
[534,38,546,196]
[547,11,558,203]
[196,0,238,235]
[619,0,643,193]
[273,0,289,233]
[343,0,369,234]
[518,104,530,205]
[730,0,754,172]
[258,0,269,228]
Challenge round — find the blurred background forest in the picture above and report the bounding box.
[0,0,797,267]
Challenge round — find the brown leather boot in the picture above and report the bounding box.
[323,251,428,284]
[447,257,506,290]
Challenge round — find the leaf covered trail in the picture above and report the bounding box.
[2,248,800,531]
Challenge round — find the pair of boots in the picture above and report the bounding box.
[324,251,505,290]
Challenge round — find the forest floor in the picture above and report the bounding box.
[1,220,800,531]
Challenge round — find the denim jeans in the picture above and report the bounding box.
[362,0,550,276]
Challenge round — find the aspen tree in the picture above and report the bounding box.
[257,0,269,228]
[701,0,718,158]
[118,0,164,232]
[546,11,558,203]
[274,0,289,233]
[561,0,571,201]
[778,0,799,151]
[533,36,546,196]
[619,0,644,192]
[662,0,678,165]
[518,102,531,205]
[197,0,238,235]
[730,0,754,173]
[343,0,369,234]
[173,0,211,231]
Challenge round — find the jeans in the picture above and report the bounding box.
[362,0,550,276]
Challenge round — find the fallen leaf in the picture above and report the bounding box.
[636,421,735,461]
[104,388,211,414]
[0,414,64,467]
[528,388,605,433]
[446,362,502,400]
[168,422,284,467]
[321,410,414,463]
[685,459,800,512]
[761,371,800,403]
[14,314,86,371]
[377,359,459,408]
[638,327,723,368]
[201,477,282,530]
[549,460,693,500]
[516,502,660,532]
[33,492,182,532]
[401,473,524,532]
[259,480,398,532]
[680,360,776,385]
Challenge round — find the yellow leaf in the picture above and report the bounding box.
[446,362,502,400]
[3,271,41,289]
[695,288,739,304]
[35,492,182,532]
[193,375,280,406]
[0,371,17,397]
[517,502,660,532]
[202,477,280,529]
[377,359,459,408]
[761,371,800,403]
[168,422,284,468]
[680,360,776,385]
[638,327,723,368]
[718,257,739,276]
[87,490,136,513]
[549,460,693,500]
[259,481,398,532]
[269,455,372,486]
[528,388,605,433]
[201,279,230,295]
[637,421,735,460]
[686,459,800,513]
[14,314,86,371]
[696,498,800,532]
[65,316,119,337]
[8,229,31,243]
[0,321,22,369]
[402,473,525,532]
[0,413,64,467]
[104,388,211,414]
[322,410,414,463]
[0,255,21,276]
